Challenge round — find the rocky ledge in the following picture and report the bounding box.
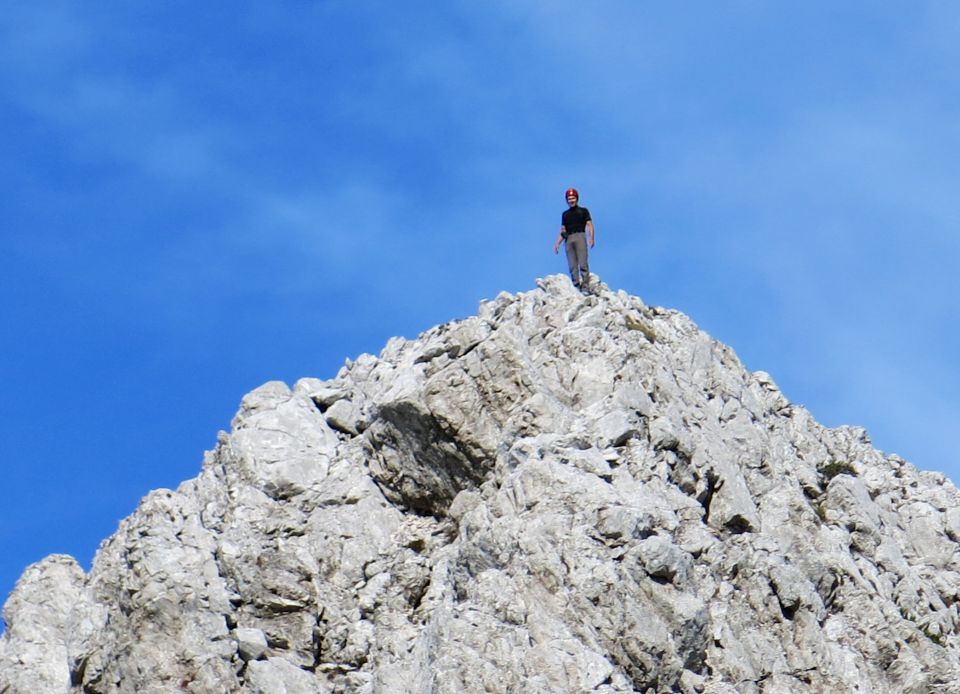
[3,275,960,693]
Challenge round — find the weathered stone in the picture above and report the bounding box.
[245,657,322,694]
[0,556,98,694]
[630,534,694,585]
[3,275,960,694]
[235,627,269,661]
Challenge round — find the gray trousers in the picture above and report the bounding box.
[564,232,590,286]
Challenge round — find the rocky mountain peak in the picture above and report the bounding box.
[3,275,960,693]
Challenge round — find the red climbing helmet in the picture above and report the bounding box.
[565,187,579,201]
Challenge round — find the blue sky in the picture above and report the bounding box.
[3,2,960,609]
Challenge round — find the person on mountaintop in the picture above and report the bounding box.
[553,187,595,292]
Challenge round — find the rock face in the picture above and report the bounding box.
[3,275,960,693]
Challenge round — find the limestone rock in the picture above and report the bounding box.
[3,275,960,693]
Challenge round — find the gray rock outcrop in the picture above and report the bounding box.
[3,275,960,693]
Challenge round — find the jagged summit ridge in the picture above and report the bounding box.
[3,275,960,693]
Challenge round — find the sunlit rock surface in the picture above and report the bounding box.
[3,275,960,693]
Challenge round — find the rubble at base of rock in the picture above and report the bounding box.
[3,275,960,693]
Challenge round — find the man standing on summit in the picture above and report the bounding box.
[553,187,595,292]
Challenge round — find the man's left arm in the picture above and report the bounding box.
[586,220,595,248]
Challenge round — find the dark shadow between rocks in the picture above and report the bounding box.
[364,399,493,517]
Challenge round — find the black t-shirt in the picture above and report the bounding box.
[561,206,592,237]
